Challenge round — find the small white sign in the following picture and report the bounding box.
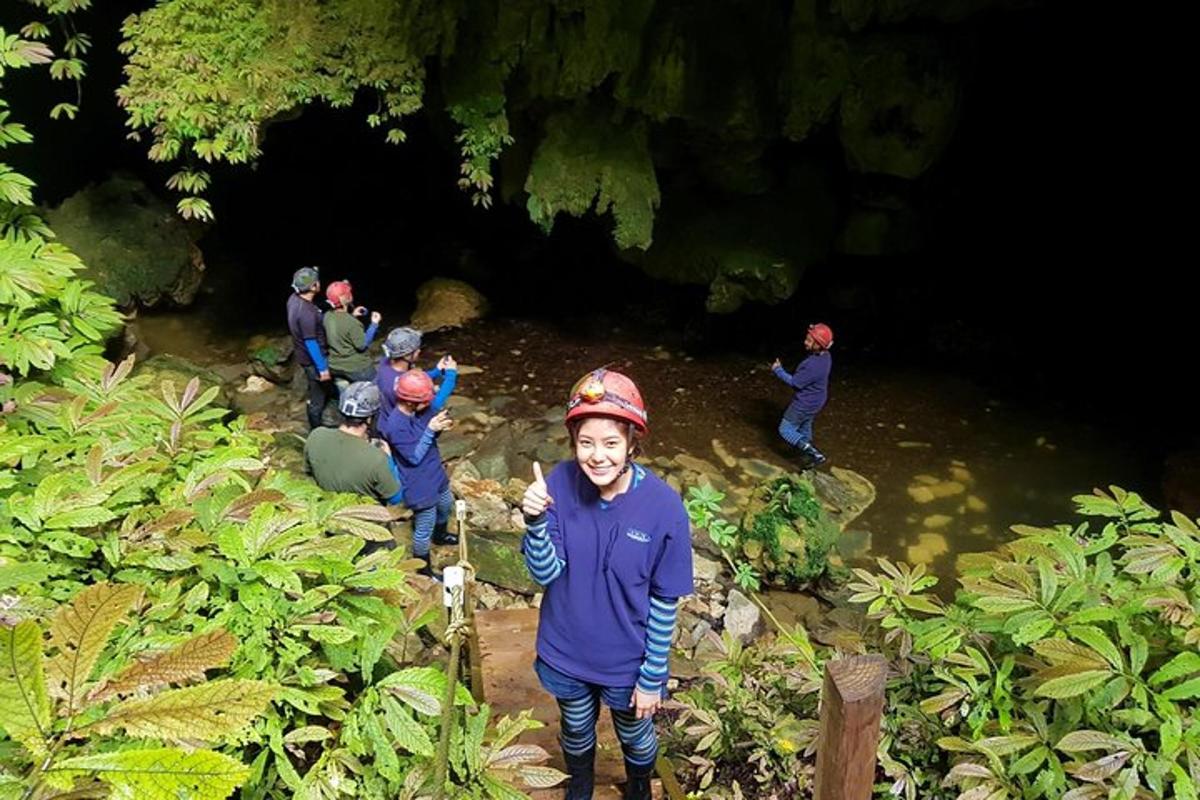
[442,565,465,607]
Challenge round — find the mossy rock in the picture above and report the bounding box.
[469,531,539,595]
[45,174,203,308]
[737,474,843,587]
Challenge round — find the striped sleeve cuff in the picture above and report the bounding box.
[637,595,678,693]
[523,515,563,585]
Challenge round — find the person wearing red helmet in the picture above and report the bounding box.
[323,279,383,383]
[771,322,834,468]
[379,369,459,577]
[521,369,694,800]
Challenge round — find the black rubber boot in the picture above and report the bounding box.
[432,522,459,546]
[562,747,595,800]
[416,552,437,580]
[622,758,654,800]
[797,443,827,469]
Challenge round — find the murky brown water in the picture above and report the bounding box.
[136,311,1149,577]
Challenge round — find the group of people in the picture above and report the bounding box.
[288,266,460,577]
[285,265,833,800]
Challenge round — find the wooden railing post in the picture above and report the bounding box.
[814,654,887,800]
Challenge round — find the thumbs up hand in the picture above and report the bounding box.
[522,462,554,518]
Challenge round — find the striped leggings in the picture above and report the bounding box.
[556,693,658,767]
[411,487,453,557]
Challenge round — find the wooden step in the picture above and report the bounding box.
[474,608,664,798]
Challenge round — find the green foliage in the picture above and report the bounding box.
[739,476,841,587]
[117,0,452,217]
[848,488,1200,800]
[678,487,1200,799]
[1,583,269,799]
[686,476,841,590]
[524,104,660,250]
[107,0,986,304]
[0,50,547,798]
[672,627,823,797]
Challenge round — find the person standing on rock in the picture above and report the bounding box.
[305,383,405,549]
[521,369,694,800]
[287,266,335,429]
[374,326,457,427]
[380,370,460,577]
[323,280,382,383]
[771,322,834,469]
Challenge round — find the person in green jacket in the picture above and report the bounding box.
[323,279,381,382]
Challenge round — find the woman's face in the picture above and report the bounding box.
[573,417,630,489]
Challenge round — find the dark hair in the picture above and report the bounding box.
[336,409,372,428]
[566,417,643,458]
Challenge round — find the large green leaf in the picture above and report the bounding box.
[91,629,238,700]
[51,748,250,800]
[0,619,51,755]
[46,582,143,718]
[90,679,274,742]
[1034,670,1111,699]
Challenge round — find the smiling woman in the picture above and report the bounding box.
[520,368,694,799]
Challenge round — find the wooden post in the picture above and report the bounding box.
[813,654,887,800]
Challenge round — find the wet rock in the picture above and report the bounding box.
[691,631,728,666]
[211,362,252,384]
[950,465,974,485]
[446,395,483,417]
[46,174,205,308]
[487,395,517,412]
[675,453,725,479]
[679,616,712,651]
[923,514,953,529]
[690,523,725,560]
[409,278,488,331]
[471,421,535,483]
[761,591,822,631]
[469,531,538,595]
[692,552,723,583]
[247,335,295,384]
[812,467,876,529]
[711,439,738,469]
[965,495,988,513]
[739,458,786,481]
[836,528,872,560]
[438,429,475,460]
[722,588,763,643]
[534,440,570,466]
[931,480,965,499]
[450,470,516,532]
[240,375,273,394]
